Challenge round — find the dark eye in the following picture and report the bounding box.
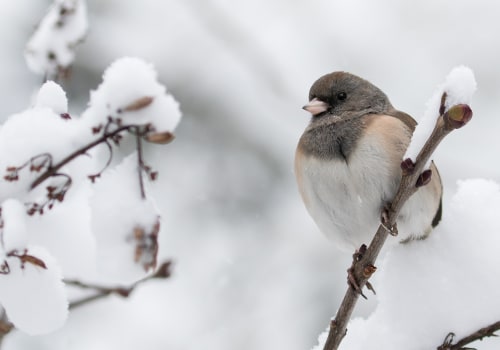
[337,92,347,101]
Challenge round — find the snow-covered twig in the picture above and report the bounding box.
[29,121,146,191]
[322,94,473,350]
[438,321,500,350]
[3,96,172,217]
[25,0,88,81]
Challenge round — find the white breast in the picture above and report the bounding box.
[295,115,437,250]
[296,133,399,250]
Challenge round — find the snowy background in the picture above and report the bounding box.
[1,1,500,349]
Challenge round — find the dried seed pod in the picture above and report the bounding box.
[144,131,174,144]
[120,96,154,113]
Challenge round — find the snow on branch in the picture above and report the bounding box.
[438,321,500,350]
[0,57,181,336]
[404,66,476,162]
[25,0,88,81]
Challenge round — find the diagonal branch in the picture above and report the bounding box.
[0,261,172,342]
[322,98,473,350]
[64,260,172,310]
[438,321,500,350]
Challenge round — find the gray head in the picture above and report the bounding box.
[303,72,393,119]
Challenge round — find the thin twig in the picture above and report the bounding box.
[30,124,137,190]
[135,128,146,200]
[323,97,472,350]
[0,261,172,341]
[438,321,500,350]
[66,260,172,310]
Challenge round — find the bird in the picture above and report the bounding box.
[295,72,442,251]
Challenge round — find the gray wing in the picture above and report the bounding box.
[386,109,417,133]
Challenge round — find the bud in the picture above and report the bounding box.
[153,261,172,279]
[416,169,432,188]
[363,264,377,278]
[132,219,160,271]
[444,104,473,129]
[144,131,175,144]
[400,158,415,175]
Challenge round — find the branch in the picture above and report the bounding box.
[438,321,500,350]
[135,128,146,200]
[323,100,473,350]
[30,124,137,190]
[0,261,172,342]
[65,260,172,310]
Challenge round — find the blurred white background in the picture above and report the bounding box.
[1,1,499,349]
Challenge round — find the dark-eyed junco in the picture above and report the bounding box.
[295,72,442,251]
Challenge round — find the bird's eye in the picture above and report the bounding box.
[337,92,347,101]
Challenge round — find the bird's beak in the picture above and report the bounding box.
[302,98,329,116]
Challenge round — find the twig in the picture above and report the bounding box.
[65,260,172,310]
[30,124,137,190]
[438,321,500,350]
[323,99,473,350]
[135,128,146,200]
[0,261,172,341]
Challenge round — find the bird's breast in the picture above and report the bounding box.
[295,115,411,248]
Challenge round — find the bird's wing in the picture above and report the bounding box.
[386,109,417,133]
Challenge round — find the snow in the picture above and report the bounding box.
[90,153,160,285]
[441,66,477,110]
[1,1,500,350]
[82,57,181,134]
[1,199,28,253]
[0,107,77,202]
[0,246,68,335]
[404,66,477,161]
[0,54,179,335]
[25,0,88,78]
[312,178,500,350]
[34,81,68,114]
[26,183,96,279]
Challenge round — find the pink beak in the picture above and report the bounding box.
[302,98,329,116]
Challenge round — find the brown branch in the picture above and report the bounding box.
[30,124,137,190]
[65,260,172,310]
[323,100,473,350]
[0,261,172,342]
[135,128,146,200]
[438,321,500,350]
